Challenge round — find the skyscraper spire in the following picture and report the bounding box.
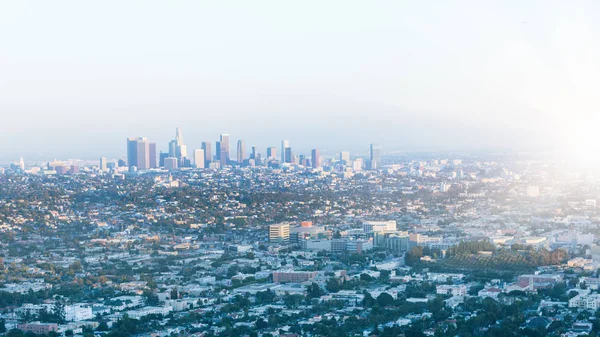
[176,127,184,145]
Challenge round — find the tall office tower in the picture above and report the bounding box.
[340,151,350,164]
[370,143,381,170]
[220,134,230,164]
[178,144,188,161]
[170,127,188,160]
[136,138,150,170]
[353,158,364,171]
[281,140,290,163]
[215,141,221,161]
[159,152,169,167]
[194,149,205,169]
[18,157,25,171]
[284,147,293,164]
[164,157,178,170]
[250,146,257,160]
[127,138,138,168]
[311,149,321,168]
[267,147,277,160]
[127,137,151,170]
[219,152,228,167]
[168,140,177,158]
[99,157,108,171]
[254,154,261,166]
[299,154,306,166]
[176,127,184,145]
[236,140,246,164]
[201,142,212,166]
[149,142,157,169]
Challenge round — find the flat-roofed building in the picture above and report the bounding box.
[269,223,290,243]
[272,270,317,283]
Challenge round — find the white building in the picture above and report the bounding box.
[436,285,467,297]
[363,221,396,233]
[65,304,93,322]
[127,306,173,319]
[569,294,600,310]
[478,287,502,299]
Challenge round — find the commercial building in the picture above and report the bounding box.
[311,149,320,168]
[272,270,318,283]
[267,147,277,160]
[363,221,397,233]
[65,304,93,322]
[369,143,381,170]
[201,142,212,167]
[127,137,154,170]
[164,157,178,170]
[281,140,290,163]
[269,223,290,243]
[18,323,58,335]
[194,149,205,169]
[346,239,373,254]
[237,140,246,164]
[436,285,467,297]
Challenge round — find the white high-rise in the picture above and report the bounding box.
[340,151,350,163]
[100,157,108,171]
[281,140,290,163]
[194,149,205,169]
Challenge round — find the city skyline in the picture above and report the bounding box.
[121,127,381,171]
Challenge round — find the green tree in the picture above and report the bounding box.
[376,293,394,307]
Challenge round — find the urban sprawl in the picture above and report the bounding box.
[1,129,599,337]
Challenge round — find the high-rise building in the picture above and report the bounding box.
[215,141,221,161]
[340,151,350,164]
[370,143,381,170]
[220,134,230,164]
[311,149,320,168]
[159,152,169,167]
[194,149,205,169]
[269,223,290,243]
[353,158,363,171]
[136,138,150,170]
[267,147,277,160]
[201,142,212,166]
[236,140,246,164]
[168,140,177,158]
[164,157,178,170]
[250,146,257,160]
[285,147,293,164]
[99,157,108,171]
[127,138,138,169]
[149,142,157,169]
[127,137,151,170]
[176,127,184,145]
[170,127,188,162]
[281,140,290,163]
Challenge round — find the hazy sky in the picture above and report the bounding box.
[1,1,599,162]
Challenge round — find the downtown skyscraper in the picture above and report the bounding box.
[237,140,246,164]
[219,134,230,166]
[201,141,212,167]
[267,147,277,160]
[281,140,290,163]
[370,143,381,170]
[311,148,320,168]
[127,137,156,170]
[169,127,188,165]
